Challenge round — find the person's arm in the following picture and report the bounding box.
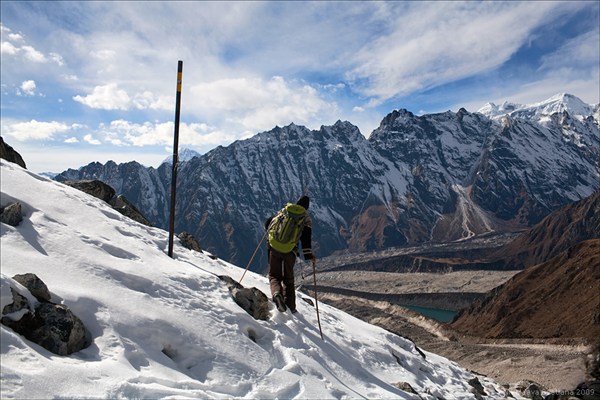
[299,214,314,260]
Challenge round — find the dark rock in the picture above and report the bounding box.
[109,195,152,226]
[12,273,51,302]
[2,289,32,315]
[1,274,91,356]
[0,137,27,169]
[393,381,418,395]
[178,232,202,252]
[468,377,487,399]
[1,202,23,226]
[62,180,152,227]
[301,296,315,307]
[31,302,91,356]
[63,180,115,203]
[218,275,270,321]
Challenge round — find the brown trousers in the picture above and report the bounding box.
[268,248,297,310]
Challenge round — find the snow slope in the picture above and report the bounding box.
[1,160,510,399]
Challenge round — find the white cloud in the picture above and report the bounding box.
[64,137,79,143]
[90,49,116,60]
[73,84,173,111]
[83,134,102,145]
[21,45,47,63]
[539,29,600,72]
[19,80,36,96]
[132,91,173,111]
[8,33,24,42]
[49,52,64,66]
[1,24,64,66]
[1,41,19,55]
[456,28,600,112]
[2,120,75,141]
[348,2,586,105]
[73,84,131,110]
[190,76,339,132]
[98,119,233,148]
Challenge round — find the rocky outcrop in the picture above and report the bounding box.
[218,275,270,321]
[1,273,91,356]
[63,180,152,226]
[63,179,116,202]
[0,137,26,169]
[1,202,23,226]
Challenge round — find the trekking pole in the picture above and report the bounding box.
[312,259,324,340]
[239,230,267,284]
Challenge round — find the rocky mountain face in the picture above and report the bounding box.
[54,94,600,268]
[493,189,600,268]
[450,239,600,342]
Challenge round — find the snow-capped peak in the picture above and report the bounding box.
[161,148,201,165]
[477,93,594,121]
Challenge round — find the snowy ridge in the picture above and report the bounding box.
[477,93,596,121]
[0,160,511,399]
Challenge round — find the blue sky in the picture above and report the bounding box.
[1,1,599,173]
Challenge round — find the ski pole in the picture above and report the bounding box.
[312,258,324,340]
[239,230,267,284]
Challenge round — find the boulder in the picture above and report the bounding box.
[178,232,202,252]
[515,380,545,400]
[12,273,51,302]
[1,202,23,226]
[1,274,91,356]
[468,377,487,399]
[218,275,270,321]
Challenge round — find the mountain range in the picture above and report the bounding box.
[54,93,600,268]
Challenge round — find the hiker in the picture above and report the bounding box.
[265,195,316,313]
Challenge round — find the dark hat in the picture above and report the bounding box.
[296,195,310,209]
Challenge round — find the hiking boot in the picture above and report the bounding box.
[273,293,287,312]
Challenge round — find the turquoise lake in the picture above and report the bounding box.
[403,305,458,323]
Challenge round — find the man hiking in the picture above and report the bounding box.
[265,195,316,313]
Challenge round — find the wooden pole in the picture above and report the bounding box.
[168,60,183,258]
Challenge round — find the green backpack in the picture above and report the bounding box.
[267,203,307,253]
